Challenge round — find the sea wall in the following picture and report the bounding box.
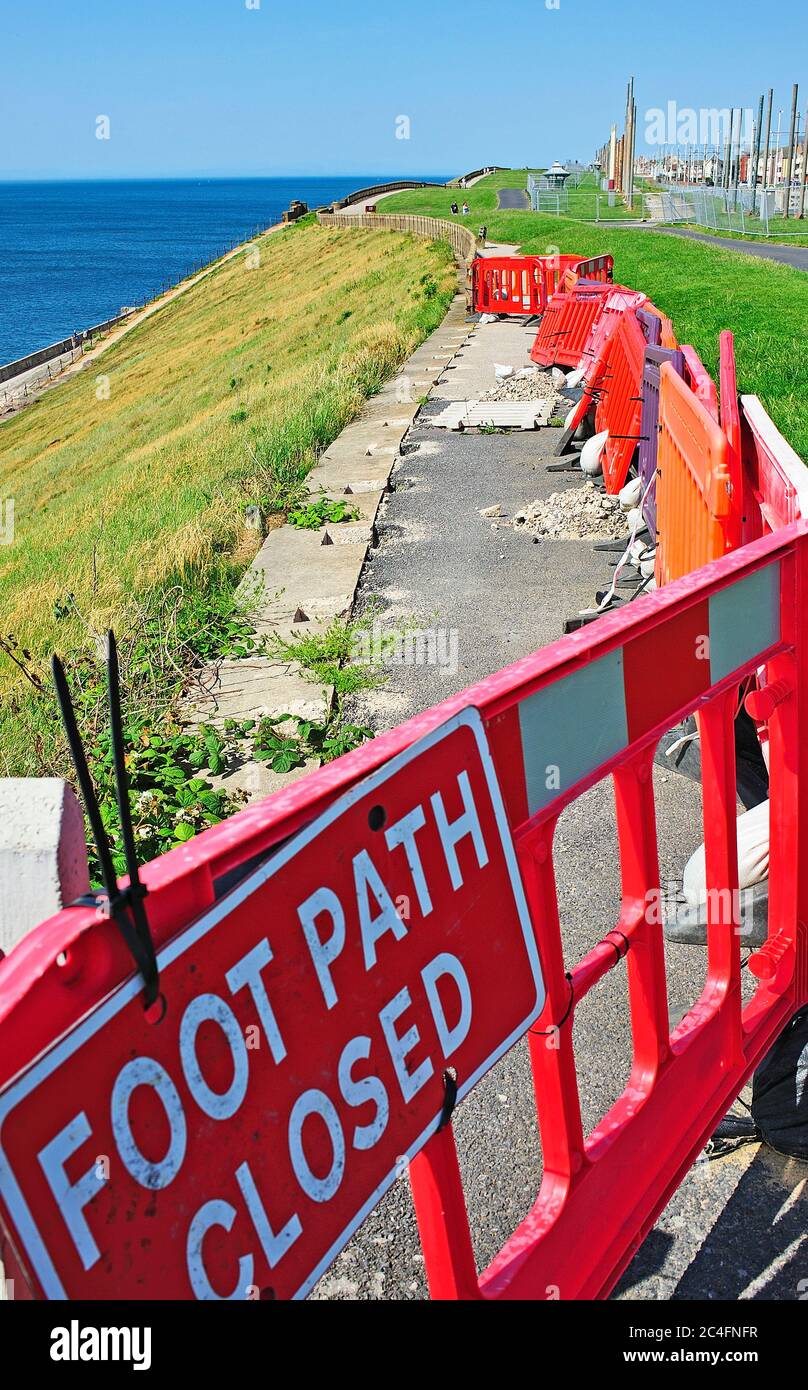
[0,311,132,384]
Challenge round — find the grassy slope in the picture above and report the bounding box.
[384,178,808,459]
[0,221,456,708]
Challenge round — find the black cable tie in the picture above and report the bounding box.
[438,1068,458,1130]
[531,973,575,1035]
[599,929,631,964]
[52,639,161,1011]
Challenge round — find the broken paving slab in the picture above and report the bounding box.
[306,454,399,494]
[320,520,375,547]
[246,524,368,628]
[187,658,330,728]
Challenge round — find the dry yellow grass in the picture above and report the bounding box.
[0,222,456,706]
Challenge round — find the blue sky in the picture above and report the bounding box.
[3,0,806,179]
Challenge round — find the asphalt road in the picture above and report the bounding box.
[310,320,807,1301]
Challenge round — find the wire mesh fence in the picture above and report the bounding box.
[642,183,808,234]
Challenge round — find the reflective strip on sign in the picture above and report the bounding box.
[517,649,628,815]
[709,563,781,684]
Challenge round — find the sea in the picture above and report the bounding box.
[0,176,447,366]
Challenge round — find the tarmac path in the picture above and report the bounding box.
[311,314,808,1301]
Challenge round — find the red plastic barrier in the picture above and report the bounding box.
[578,287,647,373]
[530,286,610,369]
[473,257,544,316]
[655,363,743,585]
[741,393,808,539]
[595,309,647,493]
[2,525,806,1301]
[560,255,615,294]
[719,331,742,466]
[681,344,719,420]
[569,253,614,286]
[539,253,589,300]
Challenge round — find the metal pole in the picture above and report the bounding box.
[798,104,808,219]
[751,93,764,201]
[784,83,799,218]
[762,88,773,199]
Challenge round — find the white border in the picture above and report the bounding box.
[0,708,544,1301]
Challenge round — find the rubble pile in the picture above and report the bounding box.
[482,367,564,411]
[513,481,626,540]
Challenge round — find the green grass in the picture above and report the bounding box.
[382,184,808,461]
[0,220,457,772]
[385,170,643,225]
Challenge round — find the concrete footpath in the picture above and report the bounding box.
[310,314,807,1301]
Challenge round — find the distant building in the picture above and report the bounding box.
[545,162,570,189]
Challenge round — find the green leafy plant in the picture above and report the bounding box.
[269,613,381,695]
[251,714,371,772]
[287,497,360,530]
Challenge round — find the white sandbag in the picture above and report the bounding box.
[626,506,643,532]
[619,476,643,511]
[580,429,608,476]
[682,799,770,906]
[639,555,656,579]
[566,367,586,389]
[494,363,514,380]
[478,313,498,324]
[550,367,567,389]
[564,405,577,431]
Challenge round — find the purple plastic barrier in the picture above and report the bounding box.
[638,345,686,539]
[636,308,662,347]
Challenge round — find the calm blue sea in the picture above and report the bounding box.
[0,177,447,366]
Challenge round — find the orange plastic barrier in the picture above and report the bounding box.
[595,309,647,494]
[530,286,610,368]
[472,257,544,316]
[655,363,743,585]
[681,344,719,420]
[573,252,614,283]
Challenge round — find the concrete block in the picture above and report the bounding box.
[0,779,90,956]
